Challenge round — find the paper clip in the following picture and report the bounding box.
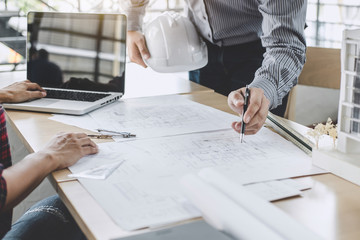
[96,128,136,138]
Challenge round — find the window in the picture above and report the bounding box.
[0,0,184,71]
[2,0,360,71]
[306,0,360,48]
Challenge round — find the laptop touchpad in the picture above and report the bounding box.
[26,98,60,106]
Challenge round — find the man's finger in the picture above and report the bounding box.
[245,128,258,135]
[231,121,241,133]
[136,36,150,59]
[78,137,97,149]
[82,146,99,155]
[28,91,46,100]
[75,133,98,149]
[131,46,147,68]
[138,46,150,60]
[26,82,45,91]
[228,90,244,113]
[243,89,263,123]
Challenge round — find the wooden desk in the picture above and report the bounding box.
[5,91,360,240]
[2,67,213,183]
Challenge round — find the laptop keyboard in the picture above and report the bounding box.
[45,89,111,102]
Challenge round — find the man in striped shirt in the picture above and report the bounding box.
[123,0,307,135]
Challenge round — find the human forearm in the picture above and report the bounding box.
[0,90,11,103]
[121,0,149,31]
[251,41,306,109]
[250,0,307,109]
[2,151,57,211]
[0,132,97,212]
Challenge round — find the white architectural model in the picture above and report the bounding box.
[337,29,360,153]
[313,29,360,186]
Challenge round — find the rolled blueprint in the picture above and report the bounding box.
[181,168,322,240]
[180,174,285,240]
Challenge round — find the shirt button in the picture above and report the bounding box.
[208,33,211,38]
[203,16,206,20]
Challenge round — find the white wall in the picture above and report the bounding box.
[293,85,340,126]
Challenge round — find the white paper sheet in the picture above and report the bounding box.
[244,180,303,202]
[68,141,148,176]
[49,95,238,140]
[244,178,313,202]
[279,178,312,191]
[68,161,124,180]
[50,114,99,132]
[75,128,326,231]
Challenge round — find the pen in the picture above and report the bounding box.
[96,129,136,138]
[87,134,118,139]
[240,85,250,143]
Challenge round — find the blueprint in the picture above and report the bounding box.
[49,95,238,140]
[74,128,326,230]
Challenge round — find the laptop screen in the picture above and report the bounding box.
[27,12,126,93]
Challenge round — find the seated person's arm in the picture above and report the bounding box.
[2,132,98,211]
[0,80,46,103]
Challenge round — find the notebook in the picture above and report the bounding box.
[3,12,126,115]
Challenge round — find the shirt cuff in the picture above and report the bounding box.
[249,77,278,110]
[125,11,144,31]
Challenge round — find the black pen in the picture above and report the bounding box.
[240,85,250,143]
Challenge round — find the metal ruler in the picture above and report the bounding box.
[266,112,314,155]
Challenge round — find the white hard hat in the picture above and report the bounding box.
[143,12,208,73]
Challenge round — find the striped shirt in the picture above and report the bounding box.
[0,106,12,238]
[123,0,307,109]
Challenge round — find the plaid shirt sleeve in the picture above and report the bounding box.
[0,106,12,238]
[0,106,11,211]
[0,164,6,211]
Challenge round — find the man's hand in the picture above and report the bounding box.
[228,87,270,135]
[127,31,150,68]
[2,132,98,210]
[0,80,46,103]
[39,132,98,171]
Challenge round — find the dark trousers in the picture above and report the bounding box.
[3,195,86,240]
[189,39,289,117]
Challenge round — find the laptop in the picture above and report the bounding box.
[3,12,126,115]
